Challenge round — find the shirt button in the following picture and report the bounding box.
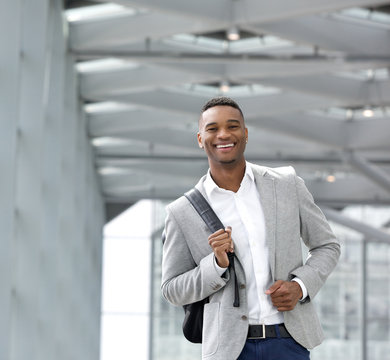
[240,284,246,289]
[241,315,248,321]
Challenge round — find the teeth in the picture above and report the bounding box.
[216,143,234,148]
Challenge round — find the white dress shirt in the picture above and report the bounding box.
[203,163,307,325]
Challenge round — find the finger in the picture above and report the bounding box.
[209,238,232,249]
[269,285,289,299]
[208,228,225,241]
[225,226,232,236]
[266,280,284,294]
[209,229,225,237]
[223,227,235,252]
[275,306,293,312]
[214,244,233,262]
[214,242,232,253]
[265,280,284,295]
[271,295,290,304]
[271,294,298,310]
[208,232,230,244]
[270,282,297,299]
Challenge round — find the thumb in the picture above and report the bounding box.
[265,280,283,295]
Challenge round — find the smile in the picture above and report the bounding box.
[216,143,234,149]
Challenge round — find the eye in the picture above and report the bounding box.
[229,125,239,129]
[207,127,217,132]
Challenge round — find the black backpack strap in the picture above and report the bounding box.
[184,188,240,307]
[184,188,224,232]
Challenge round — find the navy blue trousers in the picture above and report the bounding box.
[237,335,310,360]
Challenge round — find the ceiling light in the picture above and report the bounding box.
[366,69,375,80]
[345,108,354,120]
[219,81,230,93]
[227,27,240,41]
[326,175,336,183]
[362,107,374,117]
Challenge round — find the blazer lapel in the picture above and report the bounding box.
[252,165,276,281]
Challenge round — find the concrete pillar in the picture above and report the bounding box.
[0,1,105,359]
[0,1,22,359]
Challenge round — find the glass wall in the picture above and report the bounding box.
[311,207,390,360]
[101,201,153,360]
[151,201,202,360]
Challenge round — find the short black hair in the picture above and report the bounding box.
[201,96,244,118]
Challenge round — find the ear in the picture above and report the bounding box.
[245,127,248,143]
[197,132,203,149]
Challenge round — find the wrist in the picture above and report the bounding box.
[215,255,229,268]
[291,278,306,301]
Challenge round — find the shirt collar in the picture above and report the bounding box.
[204,161,254,198]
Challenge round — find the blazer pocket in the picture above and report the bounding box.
[202,302,220,358]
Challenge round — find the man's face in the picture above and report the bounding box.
[197,105,248,167]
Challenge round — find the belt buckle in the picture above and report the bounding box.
[259,324,266,339]
[248,324,266,339]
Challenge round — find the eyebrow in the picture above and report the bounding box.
[205,119,241,128]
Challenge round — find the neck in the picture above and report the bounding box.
[209,160,246,192]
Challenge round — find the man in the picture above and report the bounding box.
[161,97,340,360]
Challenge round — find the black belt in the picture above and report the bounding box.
[247,324,291,339]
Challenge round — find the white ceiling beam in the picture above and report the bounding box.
[260,75,390,104]
[88,108,193,137]
[115,0,390,26]
[250,112,390,150]
[79,58,389,99]
[94,140,201,158]
[123,0,229,22]
[344,151,390,193]
[80,64,222,98]
[85,89,209,114]
[75,48,390,64]
[226,61,387,79]
[321,206,390,243]
[348,118,390,150]
[69,12,225,51]
[223,91,351,116]
[247,113,345,149]
[160,59,386,78]
[101,171,201,198]
[70,1,390,52]
[232,0,390,25]
[296,173,390,205]
[100,158,208,178]
[114,127,198,149]
[246,14,390,56]
[78,59,386,98]
[90,88,347,116]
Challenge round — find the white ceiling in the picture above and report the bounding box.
[67,0,390,207]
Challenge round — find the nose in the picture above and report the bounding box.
[217,127,230,139]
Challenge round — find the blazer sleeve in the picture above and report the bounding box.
[161,204,229,306]
[290,174,341,301]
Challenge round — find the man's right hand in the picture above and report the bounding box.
[208,227,233,268]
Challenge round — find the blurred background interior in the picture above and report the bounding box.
[1,0,390,359]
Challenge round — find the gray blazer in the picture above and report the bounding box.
[161,163,340,360]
